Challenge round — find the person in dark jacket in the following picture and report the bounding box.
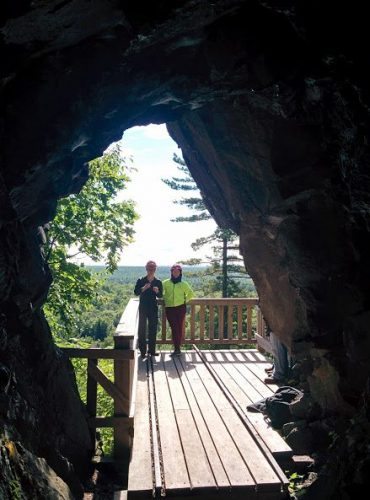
[134,260,163,357]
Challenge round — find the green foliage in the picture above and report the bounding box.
[43,145,138,339]
[47,144,137,270]
[288,472,305,494]
[162,154,211,223]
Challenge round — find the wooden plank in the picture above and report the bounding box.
[244,348,271,362]
[236,355,278,396]
[128,360,153,496]
[183,353,257,489]
[194,349,289,493]
[218,306,224,340]
[115,298,139,339]
[190,304,196,342]
[62,347,134,360]
[218,351,276,398]
[219,409,282,492]
[199,304,205,342]
[237,304,243,340]
[164,356,217,490]
[206,352,292,458]
[129,349,289,499]
[227,304,234,340]
[247,305,253,341]
[174,355,230,488]
[207,351,262,402]
[209,304,215,341]
[151,354,190,492]
[113,298,139,460]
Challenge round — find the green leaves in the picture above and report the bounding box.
[44,144,139,338]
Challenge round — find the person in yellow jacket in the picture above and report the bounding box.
[162,263,194,356]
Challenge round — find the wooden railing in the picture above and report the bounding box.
[157,297,267,345]
[62,298,140,463]
[61,296,270,464]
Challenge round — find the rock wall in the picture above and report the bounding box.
[1,0,370,497]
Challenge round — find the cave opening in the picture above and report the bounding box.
[2,1,370,497]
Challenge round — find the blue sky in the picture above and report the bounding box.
[114,124,217,266]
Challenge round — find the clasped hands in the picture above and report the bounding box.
[142,283,159,294]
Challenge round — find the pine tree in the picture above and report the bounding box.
[163,154,249,297]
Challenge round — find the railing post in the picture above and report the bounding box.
[209,304,215,342]
[247,305,253,341]
[227,304,233,340]
[86,359,98,437]
[113,335,131,461]
[257,306,262,337]
[113,298,139,463]
[190,303,196,342]
[199,304,205,342]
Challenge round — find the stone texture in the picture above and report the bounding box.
[0,438,75,499]
[1,0,370,497]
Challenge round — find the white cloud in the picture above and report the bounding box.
[141,123,171,140]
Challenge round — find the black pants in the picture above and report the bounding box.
[138,304,158,355]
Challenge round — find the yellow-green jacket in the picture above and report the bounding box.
[162,279,195,308]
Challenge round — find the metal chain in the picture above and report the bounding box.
[146,357,157,498]
[149,356,167,497]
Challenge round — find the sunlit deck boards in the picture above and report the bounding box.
[128,350,290,499]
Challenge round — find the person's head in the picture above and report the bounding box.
[170,263,182,279]
[146,260,157,273]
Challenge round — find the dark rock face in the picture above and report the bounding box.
[1,0,370,497]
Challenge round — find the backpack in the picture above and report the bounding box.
[264,386,303,428]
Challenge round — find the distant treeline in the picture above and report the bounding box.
[86,265,256,292]
[87,265,211,288]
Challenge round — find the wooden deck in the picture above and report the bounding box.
[128,349,290,499]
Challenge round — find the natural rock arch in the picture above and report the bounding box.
[1,1,369,497]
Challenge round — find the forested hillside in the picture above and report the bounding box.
[89,265,211,288]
